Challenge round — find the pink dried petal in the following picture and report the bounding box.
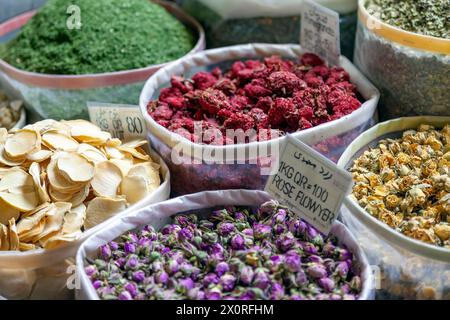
[192,72,218,90]
[254,96,273,113]
[300,53,325,67]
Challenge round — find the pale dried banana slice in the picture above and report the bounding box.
[61,203,86,234]
[4,129,40,159]
[29,162,50,203]
[57,152,95,183]
[42,132,79,151]
[120,175,149,204]
[77,143,107,163]
[26,149,53,163]
[16,203,51,234]
[0,223,9,250]
[84,197,127,230]
[8,218,19,251]
[91,161,123,197]
[0,198,20,225]
[47,154,85,192]
[0,190,38,212]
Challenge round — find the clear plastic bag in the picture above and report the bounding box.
[0,150,171,300]
[353,0,450,120]
[176,0,358,59]
[338,116,450,300]
[75,189,374,300]
[139,44,379,195]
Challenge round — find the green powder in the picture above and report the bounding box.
[366,0,449,39]
[1,0,195,74]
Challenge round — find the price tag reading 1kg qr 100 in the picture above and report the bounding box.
[87,102,146,141]
[300,0,341,66]
[265,135,352,235]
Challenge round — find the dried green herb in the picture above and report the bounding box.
[1,0,195,74]
[366,0,450,39]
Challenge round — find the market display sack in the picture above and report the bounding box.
[354,0,450,120]
[0,137,171,300]
[76,189,374,300]
[140,43,379,195]
[0,0,205,122]
[176,0,358,60]
[338,116,450,300]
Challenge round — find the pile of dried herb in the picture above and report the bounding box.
[0,0,195,74]
[366,0,450,39]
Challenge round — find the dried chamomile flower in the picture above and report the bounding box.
[351,124,450,248]
[0,119,161,251]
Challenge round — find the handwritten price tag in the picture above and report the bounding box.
[300,0,341,66]
[265,135,352,235]
[87,102,146,141]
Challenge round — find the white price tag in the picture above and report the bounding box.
[300,0,341,66]
[87,102,146,141]
[265,135,352,235]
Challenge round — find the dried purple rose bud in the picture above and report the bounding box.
[288,219,307,236]
[179,227,194,241]
[296,269,308,286]
[318,277,335,293]
[203,273,220,287]
[92,280,102,289]
[242,228,254,237]
[307,263,328,279]
[322,241,336,257]
[217,222,235,236]
[303,242,318,255]
[205,287,222,300]
[155,271,169,285]
[124,242,136,254]
[118,291,132,300]
[215,262,230,276]
[272,208,287,224]
[240,266,254,285]
[234,211,246,221]
[220,274,236,292]
[187,287,205,300]
[337,248,352,261]
[132,270,146,283]
[125,255,139,270]
[230,234,245,250]
[99,245,112,260]
[253,268,271,290]
[335,261,349,278]
[275,232,295,252]
[109,241,119,251]
[273,224,287,235]
[178,278,195,293]
[285,253,301,272]
[270,282,285,300]
[124,282,138,297]
[85,265,97,278]
[253,223,271,239]
[166,259,179,275]
[173,215,190,227]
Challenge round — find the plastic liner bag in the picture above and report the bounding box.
[176,0,358,60]
[338,116,450,300]
[75,189,375,300]
[0,149,170,300]
[0,2,205,122]
[139,43,379,195]
[353,0,450,121]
